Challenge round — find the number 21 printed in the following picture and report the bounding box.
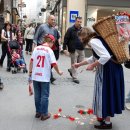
[37,55,45,68]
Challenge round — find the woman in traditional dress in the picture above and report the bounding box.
[73,27,125,129]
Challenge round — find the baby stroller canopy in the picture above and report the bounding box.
[9,40,19,49]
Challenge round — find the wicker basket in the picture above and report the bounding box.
[93,16,130,63]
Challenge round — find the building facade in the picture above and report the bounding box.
[47,0,86,41]
[87,0,130,30]
[23,0,46,24]
[0,0,19,24]
[49,0,130,42]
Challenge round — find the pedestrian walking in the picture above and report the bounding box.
[63,16,85,84]
[53,24,61,61]
[33,15,60,83]
[24,23,35,55]
[0,22,15,71]
[28,34,63,121]
[73,27,125,129]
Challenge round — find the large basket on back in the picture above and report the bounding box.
[93,16,130,63]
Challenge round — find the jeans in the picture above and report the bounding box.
[33,81,50,115]
[126,90,130,103]
[15,59,25,66]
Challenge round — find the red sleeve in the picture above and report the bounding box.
[51,44,57,50]
[51,63,57,67]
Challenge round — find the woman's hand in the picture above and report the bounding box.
[72,63,80,68]
[86,64,94,71]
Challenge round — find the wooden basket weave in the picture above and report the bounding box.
[93,16,130,63]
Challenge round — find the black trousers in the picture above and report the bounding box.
[25,39,33,52]
[53,49,59,61]
[0,42,11,67]
[50,49,60,81]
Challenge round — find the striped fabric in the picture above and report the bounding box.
[92,64,103,118]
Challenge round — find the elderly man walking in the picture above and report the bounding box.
[33,15,60,84]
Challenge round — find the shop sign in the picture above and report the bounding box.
[69,11,79,23]
[87,17,96,22]
[115,15,129,23]
[18,4,26,7]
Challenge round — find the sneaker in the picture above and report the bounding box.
[125,102,130,110]
[94,121,112,129]
[73,78,80,84]
[41,113,51,121]
[68,69,73,77]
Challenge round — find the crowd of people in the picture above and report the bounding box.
[0,14,130,129]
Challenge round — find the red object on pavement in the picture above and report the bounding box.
[87,108,93,115]
[68,116,75,121]
[58,108,62,112]
[53,114,60,119]
[78,110,84,114]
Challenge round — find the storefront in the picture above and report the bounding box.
[51,0,67,42]
[53,0,86,42]
[52,0,130,44]
[86,0,130,29]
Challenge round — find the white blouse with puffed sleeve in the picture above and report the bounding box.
[86,38,111,65]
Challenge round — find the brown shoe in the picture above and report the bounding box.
[35,113,41,118]
[94,121,112,129]
[41,113,51,121]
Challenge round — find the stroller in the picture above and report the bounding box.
[8,40,28,74]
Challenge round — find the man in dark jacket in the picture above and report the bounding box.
[63,17,85,84]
